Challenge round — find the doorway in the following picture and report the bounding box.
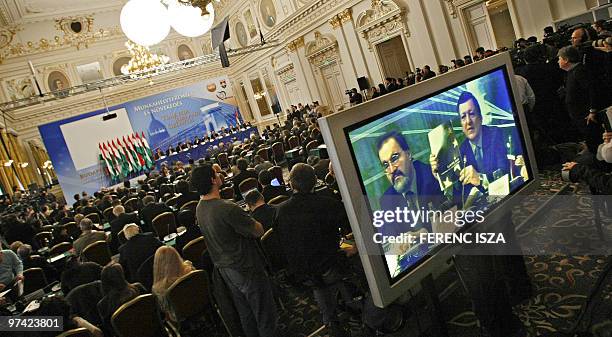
[376,36,411,80]
[320,61,347,112]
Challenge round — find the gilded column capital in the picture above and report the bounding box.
[338,8,352,24]
[329,15,341,29]
[286,36,305,52]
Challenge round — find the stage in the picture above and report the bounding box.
[154,127,258,168]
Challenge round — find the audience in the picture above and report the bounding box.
[173,180,199,210]
[118,223,163,282]
[37,296,103,337]
[152,246,194,322]
[60,257,102,295]
[232,158,259,201]
[97,263,147,334]
[0,248,23,291]
[109,205,139,253]
[73,218,107,256]
[244,190,276,231]
[259,170,289,203]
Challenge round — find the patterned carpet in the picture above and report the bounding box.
[202,171,612,337]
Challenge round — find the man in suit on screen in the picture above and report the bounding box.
[455,91,508,194]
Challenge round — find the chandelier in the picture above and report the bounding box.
[121,41,170,76]
[120,0,216,47]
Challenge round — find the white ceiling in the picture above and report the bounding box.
[0,0,126,25]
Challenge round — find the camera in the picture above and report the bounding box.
[345,90,353,95]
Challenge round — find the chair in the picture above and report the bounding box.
[159,184,175,196]
[124,198,139,213]
[271,142,286,165]
[217,152,230,170]
[220,186,234,200]
[136,255,155,291]
[66,280,104,326]
[152,212,177,239]
[306,140,319,152]
[49,242,72,256]
[23,267,48,295]
[103,207,114,222]
[179,200,198,213]
[111,294,167,337]
[57,328,92,337]
[34,231,53,248]
[165,196,179,208]
[182,237,206,269]
[325,172,335,186]
[82,241,112,266]
[118,230,127,246]
[239,178,258,195]
[41,225,54,232]
[85,213,101,225]
[63,222,81,240]
[256,147,269,161]
[268,195,289,205]
[176,209,196,228]
[288,136,300,149]
[268,166,285,186]
[260,229,287,273]
[166,270,214,329]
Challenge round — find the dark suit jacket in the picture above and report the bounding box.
[312,159,331,181]
[378,160,443,237]
[174,191,200,210]
[261,185,289,203]
[109,212,140,252]
[140,202,172,232]
[232,170,259,201]
[564,63,597,120]
[459,125,508,194]
[251,204,276,231]
[118,233,163,282]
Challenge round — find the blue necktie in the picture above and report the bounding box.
[474,145,483,170]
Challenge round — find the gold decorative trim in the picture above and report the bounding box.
[339,8,352,23]
[286,36,305,52]
[55,15,94,36]
[329,16,341,29]
[356,0,409,48]
[0,26,123,63]
[306,31,340,68]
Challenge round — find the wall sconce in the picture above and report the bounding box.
[4,160,13,167]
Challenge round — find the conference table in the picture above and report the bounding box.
[155,127,258,169]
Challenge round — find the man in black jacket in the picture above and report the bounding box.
[174,180,199,210]
[558,46,603,154]
[109,205,139,253]
[259,170,289,203]
[232,158,259,201]
[118,224,163,282]
[274,164,354,337]
[139,196,171,232]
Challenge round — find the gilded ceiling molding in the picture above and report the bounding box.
[356,0,409,49]
[0,26,123,63]
[0,25,19,49]
[329,15,342,29]
[55,15,95,35]
[286,36,305,52]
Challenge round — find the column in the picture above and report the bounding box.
[336,9,373,84]
[330,9,359,90]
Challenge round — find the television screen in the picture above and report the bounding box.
[344,66,533,283]
[344,67,531,284]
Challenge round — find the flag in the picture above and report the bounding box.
[135,133,152,168]
[99,143,116,179]
[119,137,136,173]
[124,136,141,172]
[113,139,131,176]
[106,142,122,178]
[140,131,155,165]
[235,109,240,126]
[129,134,146,168]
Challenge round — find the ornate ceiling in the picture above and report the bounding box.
[0,0,125,26]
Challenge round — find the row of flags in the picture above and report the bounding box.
[98,132,155,180]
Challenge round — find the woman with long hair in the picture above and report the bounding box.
[97,263,146,335]
[152,246,194,321]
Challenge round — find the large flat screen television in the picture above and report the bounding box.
[318,53,539,307]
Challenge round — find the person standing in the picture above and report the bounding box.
[191,164,278,337]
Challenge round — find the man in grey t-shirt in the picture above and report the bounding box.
[192,164,278,337]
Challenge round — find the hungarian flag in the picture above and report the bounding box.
[106,142,122,178]
[139,131,154,165]
[123,135,142,171]
[136,132,153,168]
[128,134,146,168]
[113,139,131,176]
[99,143,116,179]
[132,133,151,169]
[119,137,137,173]
[235,109,240,126]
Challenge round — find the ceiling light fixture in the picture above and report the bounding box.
[168,1,215,37]
[120,0,171,47]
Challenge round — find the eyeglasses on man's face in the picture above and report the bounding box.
[381,151,410,172]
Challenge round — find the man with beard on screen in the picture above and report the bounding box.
[376,131,443,263]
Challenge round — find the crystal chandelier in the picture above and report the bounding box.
[121,41,170,76]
